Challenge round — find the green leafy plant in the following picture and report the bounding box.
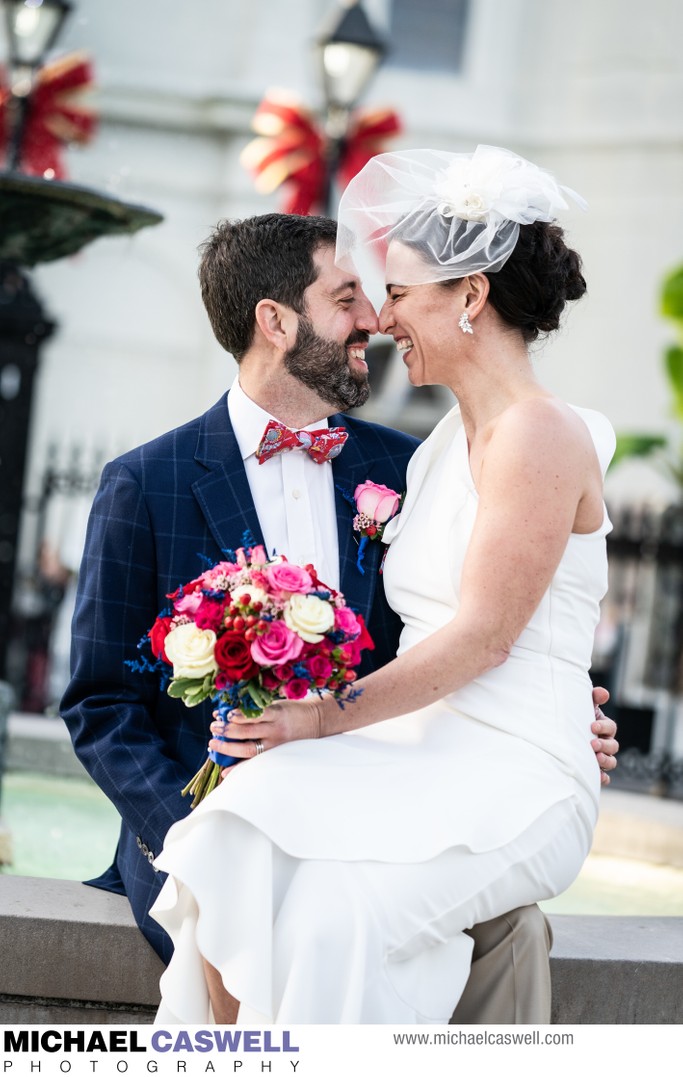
[611,264,683,489]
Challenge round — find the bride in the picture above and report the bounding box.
[151,145,615,1024]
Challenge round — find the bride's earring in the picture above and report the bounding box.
[458,311,473,335]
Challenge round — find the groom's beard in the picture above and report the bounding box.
[284,318,371,411]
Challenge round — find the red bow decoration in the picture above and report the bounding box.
[256,420,349,465]
[0,52,97,179]
[240,90,402,216]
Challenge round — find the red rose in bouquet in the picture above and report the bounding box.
[214,632,260,681]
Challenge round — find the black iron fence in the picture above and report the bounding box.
[7,445,103,713]
[597,502,683,799]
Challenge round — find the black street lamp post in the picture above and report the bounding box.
[0,1,70,858]
[0,0,163,684]
[2,0,73,172]
[0,263,53,680]
[0,0,164,860]
[315,0,386,215]
[0,0,71,683]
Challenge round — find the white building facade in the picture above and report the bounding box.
[18,0,683,470]
[3,0,683,739]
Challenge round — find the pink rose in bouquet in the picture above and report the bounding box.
[131,543,374,807]
[334,606,362,637]
[250,621,304,666]
[283,678,310,700]
[263,562,313,595]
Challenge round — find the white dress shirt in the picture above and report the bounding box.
[227,379,341,591]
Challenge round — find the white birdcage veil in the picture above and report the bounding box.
[335,145,587,284]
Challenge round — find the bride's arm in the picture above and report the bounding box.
[218,400,602,753]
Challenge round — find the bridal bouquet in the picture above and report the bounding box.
[132,544,373,806]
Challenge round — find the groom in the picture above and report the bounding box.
[62,212,617,1024]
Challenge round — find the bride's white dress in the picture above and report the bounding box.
[151,403,615,1024]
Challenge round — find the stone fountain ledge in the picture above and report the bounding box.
[0,875,681,1024]
[3,715,683,1024]
[6,713,89,779]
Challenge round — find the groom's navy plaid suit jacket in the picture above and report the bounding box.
[61,394,419,962]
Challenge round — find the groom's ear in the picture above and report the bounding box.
[254,299,299,353]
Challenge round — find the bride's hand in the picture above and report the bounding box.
[208,700,323,769]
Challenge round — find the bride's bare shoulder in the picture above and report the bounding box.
[492,396,589,449]
[482,397,599,490]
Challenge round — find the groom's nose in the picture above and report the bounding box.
[355,290,379,335]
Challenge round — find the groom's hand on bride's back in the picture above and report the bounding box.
[590,686,618,786]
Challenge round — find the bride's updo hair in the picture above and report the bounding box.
[483,220,586,342]
[394,214,586,343]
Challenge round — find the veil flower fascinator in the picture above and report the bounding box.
[335,145,587,284]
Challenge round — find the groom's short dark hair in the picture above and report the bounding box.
[198,213,338,360]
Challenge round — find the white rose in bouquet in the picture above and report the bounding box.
[284,594,335,643]
[164,623,219,679]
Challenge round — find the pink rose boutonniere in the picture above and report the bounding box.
[354,481,401,535]
[337,480,402,574]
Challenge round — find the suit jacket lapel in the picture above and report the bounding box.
[192,395,266,556]
[331,415,381,621]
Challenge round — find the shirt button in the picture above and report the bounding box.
[291,489,302,499]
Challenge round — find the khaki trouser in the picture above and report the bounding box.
[451,905,553,1024]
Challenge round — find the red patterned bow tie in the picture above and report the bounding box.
[255,419,348,465]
